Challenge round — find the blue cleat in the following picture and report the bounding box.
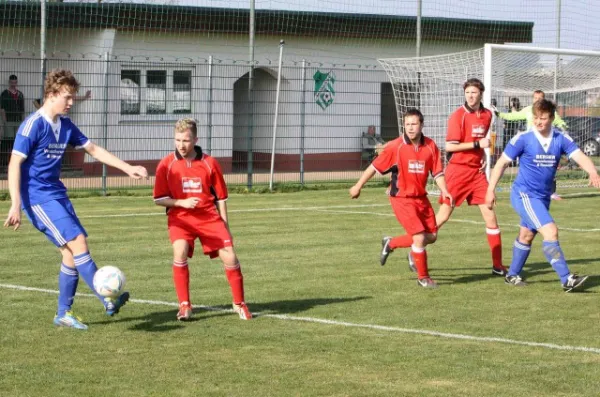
[53,311,88,330]
[104,291,130,316]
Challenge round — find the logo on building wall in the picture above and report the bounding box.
[313,70,336,110]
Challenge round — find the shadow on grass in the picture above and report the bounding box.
[246,296,371,316]
[439,257,600,285]
[88,296,371,332]
[89,308,231,332]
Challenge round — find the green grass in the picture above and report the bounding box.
[1,189,600,396]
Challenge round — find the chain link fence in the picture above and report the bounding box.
[0,56,395,192]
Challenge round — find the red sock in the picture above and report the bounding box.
[225,265,245,305]
[486,228,503,269]
[411,246,429,279]
[173,260,190,304]
[390,234,413,249]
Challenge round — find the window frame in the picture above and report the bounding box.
[119,64,194,121]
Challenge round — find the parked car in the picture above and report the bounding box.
[563,116,600,157]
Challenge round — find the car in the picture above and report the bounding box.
[562,116,600,157]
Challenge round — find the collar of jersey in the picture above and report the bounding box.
[402,132,425,146]
[175,145,203,160]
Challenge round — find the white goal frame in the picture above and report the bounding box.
[483,44,600,178]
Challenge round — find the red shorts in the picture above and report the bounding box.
[440,163,488,207]
[168,209,233,259]
[390,196,437,235]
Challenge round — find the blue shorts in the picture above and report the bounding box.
[510,190,553,232]
[23,198,87,247]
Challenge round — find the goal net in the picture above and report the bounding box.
[379,44,600,192]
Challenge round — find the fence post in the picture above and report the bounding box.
[40,0,47,100]
[269,40,285,192]
[101,52,109,196]
[300,59,307,186]
[207,55,213,155]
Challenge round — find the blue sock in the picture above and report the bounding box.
[57,264,79,317]
[542,240,570,284]
[74,252,105,304]
[508,239,531,277]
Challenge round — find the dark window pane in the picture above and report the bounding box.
[147,70,166,114]
[120,70,140,115]
[173,70,191,114]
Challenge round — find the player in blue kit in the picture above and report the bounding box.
[486,99,600,291]
[3,69,148,329]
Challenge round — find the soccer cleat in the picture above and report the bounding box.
[177,302,193,321]
[505,275,527,287]
[562,274,588,292]
[492,265,508,277]
[416,277,438,289]
[53,311,88,330]
[380,236,393,266]
[232,302,252,320]
[407,252,416,273]
[104,291,130,316]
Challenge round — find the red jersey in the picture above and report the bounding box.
[153,147,228,217]
[371,134,443,198]
[446,103,492,167]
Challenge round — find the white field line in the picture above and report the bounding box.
[1,283,600,355]
[313,209,600,233]
[76,203,599,232]
[77,204,388,219]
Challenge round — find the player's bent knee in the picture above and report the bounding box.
[65,234,89,255]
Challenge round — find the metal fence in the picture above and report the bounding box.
[0,56,396,192]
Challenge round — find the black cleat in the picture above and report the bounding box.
[562,274,588,292]
[380,237,392,266]
[505,275,527,287]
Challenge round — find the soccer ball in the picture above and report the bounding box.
[93,266,126,298]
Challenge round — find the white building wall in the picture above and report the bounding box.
[1,28,496,162]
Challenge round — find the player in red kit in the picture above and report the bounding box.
[350,109,452,288]
[434,78,507,276]
[153,118,251,321]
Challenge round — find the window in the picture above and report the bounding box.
[120,70,141,115]
[173,70,192,114]
[120,67,193,116]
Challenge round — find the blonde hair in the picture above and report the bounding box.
[44,69,79,99]
[175,118,198,138]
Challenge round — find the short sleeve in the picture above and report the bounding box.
[371,143,395,174]
[446,111,463,143]
[67,122,90,149]
[11,118,39,159]
[503,132,526,161]
[210,158,228,201]
[560,132,580,158]
[153,158,171,201]
[430,142,444,178]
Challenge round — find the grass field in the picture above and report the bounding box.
[1,188,600,396]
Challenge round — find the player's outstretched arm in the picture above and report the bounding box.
[570,151,600,188]
[84,142,148,179]
[349,164,376,199]
[3,154,26,231]
[553,112,568,130]
[496,107,527,121]
[485,155,511,209]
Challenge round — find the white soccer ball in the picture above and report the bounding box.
[93,266,126,298]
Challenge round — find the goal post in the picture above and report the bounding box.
[379,44,600,191]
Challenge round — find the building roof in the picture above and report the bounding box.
[0,2,533,43]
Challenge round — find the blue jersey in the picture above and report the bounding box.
[503,127,579,199]
[12,111,89,208]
